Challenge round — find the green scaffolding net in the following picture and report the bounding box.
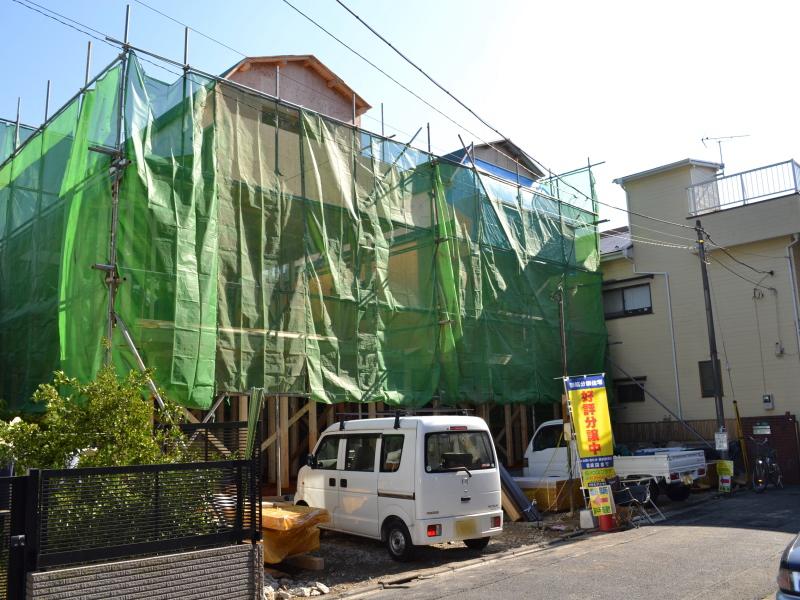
[0,54,606,411]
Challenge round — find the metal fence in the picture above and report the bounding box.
[180,420,251,462]
[28,459,260,570]
[688,160,800,216]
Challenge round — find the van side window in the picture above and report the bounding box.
[344,436,377,472]
[314,436,339,470]
[380,435,404,472]
[532,425,564,451]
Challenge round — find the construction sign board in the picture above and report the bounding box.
[565,374,615,489]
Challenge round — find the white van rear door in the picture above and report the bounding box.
[416,428,501,520]
[337,434,380,538]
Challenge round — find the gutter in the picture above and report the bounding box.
[786,234,800,360]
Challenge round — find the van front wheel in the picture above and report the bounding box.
[385,521,415,562]
[464,537,490,551]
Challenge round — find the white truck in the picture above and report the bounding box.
[517,419,707,501]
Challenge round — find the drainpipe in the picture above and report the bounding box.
[622,246,683,419]
[786,234,800,360]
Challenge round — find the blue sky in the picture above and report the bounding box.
[4,0,800,233]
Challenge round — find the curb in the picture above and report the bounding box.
[335,493,720,598]
[336,530,587,599]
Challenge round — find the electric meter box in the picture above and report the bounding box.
[762,393,774,410]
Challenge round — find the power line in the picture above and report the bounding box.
[11,0,114,47]
[286,0,698,232]
[710,256,776,291]
[334,0,512,151]
[705,232,773,275]
[10,0,702,238]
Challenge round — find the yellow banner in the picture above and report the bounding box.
[566,374,615,488]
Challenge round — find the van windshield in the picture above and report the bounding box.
[425,431,495,473]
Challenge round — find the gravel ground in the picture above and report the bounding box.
[271,512,578,596]
[269,490,715,597]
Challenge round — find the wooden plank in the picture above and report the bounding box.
[238,395,248,450]
[267,397,276,484]
[284,554,324,571]
[181,408,231,457]
[520,405,529,457]
[279,396,290,489]
[308,400,318,452]
[504,404,513,464]
[261,402,310,452]
[367,402,376,419]
[501,488,522,522]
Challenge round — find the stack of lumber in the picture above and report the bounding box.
[261,502,330,564]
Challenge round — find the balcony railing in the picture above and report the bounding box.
[687,160,800,216]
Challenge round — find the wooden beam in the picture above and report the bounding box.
[308,400,318,452]
[261,402,310,453]
[181,408,231,457]
[520,404,529,457]
[280,396,290,493]
[266,397,276,483]
[367,402,376,419]
[504,404,513,464]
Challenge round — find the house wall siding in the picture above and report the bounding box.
[604,163,800,427]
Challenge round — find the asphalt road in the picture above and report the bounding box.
[372,487,800,600]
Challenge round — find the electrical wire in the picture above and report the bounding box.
[11,0,115,47]
[11,0,705,239]
[283,0,698,232]
[705,232,774,275]
[132,0,454,157]
[710,257,776,291]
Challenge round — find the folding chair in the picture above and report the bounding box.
[610,478,665,526]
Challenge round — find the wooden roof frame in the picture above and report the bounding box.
[222,54,371,115]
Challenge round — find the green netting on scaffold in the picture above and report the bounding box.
[0,53,606,411]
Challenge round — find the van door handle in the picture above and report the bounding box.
[340,478,347,488]
[329,478,336,487]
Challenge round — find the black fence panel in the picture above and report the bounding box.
[180,421,252,462]
[0,475,28,600]
[32,459,260,569]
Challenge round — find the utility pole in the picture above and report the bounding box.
[695,220,727,458]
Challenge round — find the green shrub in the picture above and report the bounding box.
[0,367,187,471]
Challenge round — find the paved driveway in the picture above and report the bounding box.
[370,487,799,600]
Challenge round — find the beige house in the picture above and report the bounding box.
[602,158,800,428]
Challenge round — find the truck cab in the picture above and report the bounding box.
[295,415,503,561]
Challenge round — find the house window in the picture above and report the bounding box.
[698,360,723,398]
[614,378,646,403]
[603,284,652,319]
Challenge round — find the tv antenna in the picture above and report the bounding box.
[701,134,749,173]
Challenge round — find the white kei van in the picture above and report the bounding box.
[294,415,503,561]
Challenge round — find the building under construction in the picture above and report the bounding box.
[0,50,606,481]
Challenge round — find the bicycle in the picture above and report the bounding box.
[749,436,783,493]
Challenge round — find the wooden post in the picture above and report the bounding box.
[368,402,376,419]
[266,397,276,485]
[504,404,513,465]
[289,397,298,478]
[238,395,248,450]
[279,396,290,494]
[308,399,318,452]
[520,404,529,457]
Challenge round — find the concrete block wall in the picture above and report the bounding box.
[27,543,263,600]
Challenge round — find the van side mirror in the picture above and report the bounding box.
[306,453,318,468]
